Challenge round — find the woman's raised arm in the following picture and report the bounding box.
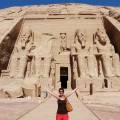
[65,88,79,98]
[46,89,59,99]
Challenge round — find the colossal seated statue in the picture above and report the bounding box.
[26,33,56,96]
[72,29,89,78]
[32,33,56,79]
[10,29,35,78]
[93,28,117,77]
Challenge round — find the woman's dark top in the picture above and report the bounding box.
[57,99,68,114]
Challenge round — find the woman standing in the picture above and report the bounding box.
[46,87,79,120]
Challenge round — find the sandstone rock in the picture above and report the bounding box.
[0,3,119,98]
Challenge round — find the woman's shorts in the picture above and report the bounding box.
[56,113,68,120]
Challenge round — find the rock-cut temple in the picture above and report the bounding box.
[0,4,120,98]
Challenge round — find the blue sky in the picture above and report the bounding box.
[0,0,120,8]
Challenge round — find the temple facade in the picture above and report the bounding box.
[0,4,120,98]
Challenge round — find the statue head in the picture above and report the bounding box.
[21,30,32,49]
[74,29,86,49]
[95,28,107,45]
[60,33,66,39]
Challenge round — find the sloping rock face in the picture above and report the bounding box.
[0,4,119,98]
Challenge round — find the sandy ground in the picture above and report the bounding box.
[0,92,120,120]
[87,104,120,120]
[0,98,39,120]
[81,92,120,120]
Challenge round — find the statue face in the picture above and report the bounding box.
[77,32,86,48]
[96,29,107,45]
[60,33,66,39]
[21,33,30,49]
[99,34,107,45]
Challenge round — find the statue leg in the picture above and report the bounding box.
[72,56,78,87]
[101,54,113,77]
[77,55,86,78]
[30,56,36,76]
[88,55,97,78]
[41,57,52,90]
[113,54,120,76]
[72,56,78,79]
[35,56,41,77]
[10,56,17,78]
[44,57,51,78]
[51,71,55,88]
[17,55,28,78]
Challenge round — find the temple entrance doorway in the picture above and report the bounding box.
[104,79,108,88]
[60,67,68,89]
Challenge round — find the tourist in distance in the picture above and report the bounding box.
[46,87,79,120]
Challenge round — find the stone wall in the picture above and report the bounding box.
[103,16,120,56]
[0,4,120,98]
[0,19,23,71]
